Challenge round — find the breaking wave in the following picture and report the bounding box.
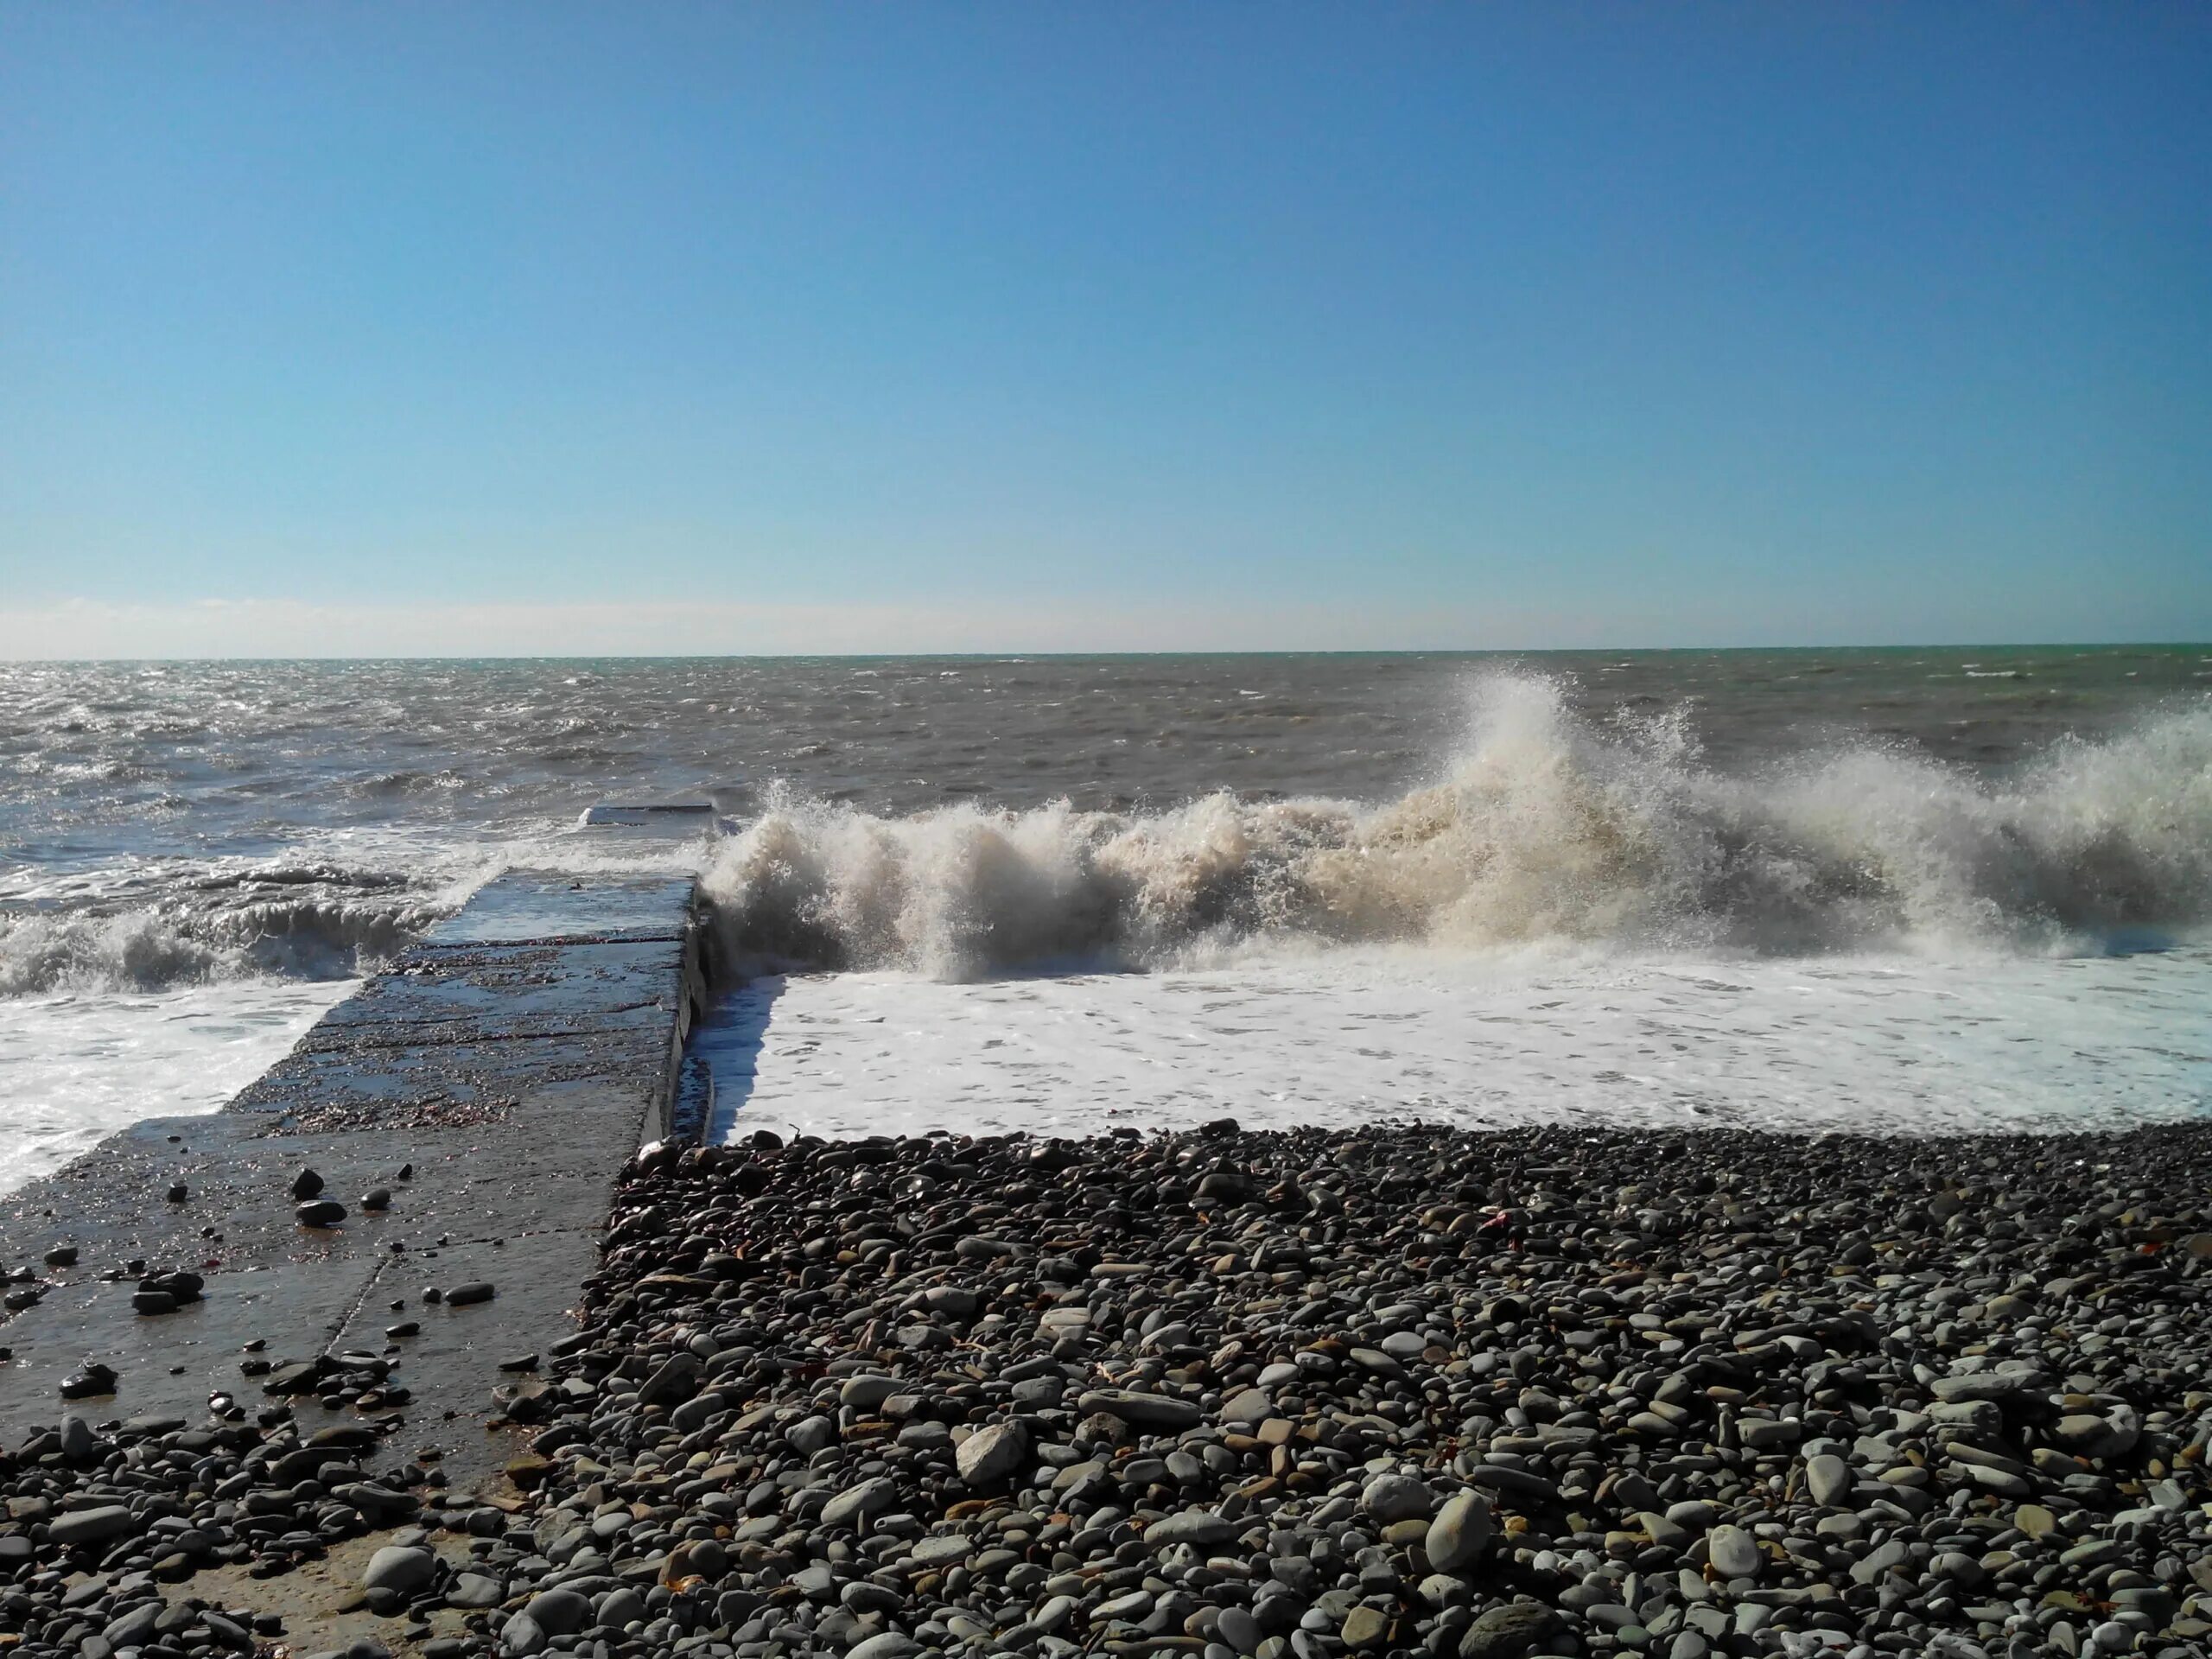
[702,673,2212,978]
[0,874,447,996]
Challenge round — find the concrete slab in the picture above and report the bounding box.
[8,1110,642,1287]
[579,801,721,839]
[0,1257,378,1436]
[422,870,698,944]
[328,1233,603,1478]
[233,1028,676,1130]
[0,867,699,1491]
[316,939,689,1038]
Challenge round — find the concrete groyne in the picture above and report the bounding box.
[0,868,702,1486]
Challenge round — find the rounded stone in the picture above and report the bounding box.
[522,1588,593,1636]
[1361,1471,1433,1525]
[1803,1453,1852,1508]
[361,1545,437,1592]
[1426,1490,1495,1572]
[1707,1524,1760,1581]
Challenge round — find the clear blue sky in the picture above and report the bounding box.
[2,4,2206,656]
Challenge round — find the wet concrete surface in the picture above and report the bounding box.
[0,869,700,1488]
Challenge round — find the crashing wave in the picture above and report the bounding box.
[702,672,2212,977]
[0,884,445,996]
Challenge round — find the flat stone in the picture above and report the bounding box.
[48,1503,139,1546]
[1459,1602,1561,1659]
[447,1572,506,1608]
[1219,1387,1274,1425]
[1853,1539,1910,1586]
[1143,1509,1239,1549]
[1340,1606,1391,1649]
[1077,1389,1203,1429]
[956,1421,1029,1484]
[1217,1607,1262,1653]
[823,1475,899,1529]
[840,1374,900,1409]
[1931,1370,2048,1404]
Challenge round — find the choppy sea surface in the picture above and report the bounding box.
[3,649,2209,1190]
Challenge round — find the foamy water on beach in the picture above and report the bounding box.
[696,943,2212,1145]
[3,648,2208,1189]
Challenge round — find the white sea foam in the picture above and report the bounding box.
[0,980,350,1192]
[702,673,2212,977]
[698,944,2212,1145]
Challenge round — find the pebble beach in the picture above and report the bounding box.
[9,1120,2211,1659]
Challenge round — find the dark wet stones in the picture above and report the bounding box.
[264,1357,330,1394]
[295,1198,346,1227]
[131,1268,204,1313]
[359,1185,392,1210]
[59,1361,118,1398]
[331,1481,417,1522]
[444,1279,495,1306]
[289,1166,324,1198]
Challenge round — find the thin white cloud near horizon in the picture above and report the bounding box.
[0,594,2196,661]
[0,594,1556,660]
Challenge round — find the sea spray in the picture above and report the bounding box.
[702,672,2212,976]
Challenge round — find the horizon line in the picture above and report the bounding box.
[5,640,2209,667]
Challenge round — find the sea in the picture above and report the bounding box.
[3,649,2209,1194]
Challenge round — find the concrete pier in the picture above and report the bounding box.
[0,870,702,1486]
